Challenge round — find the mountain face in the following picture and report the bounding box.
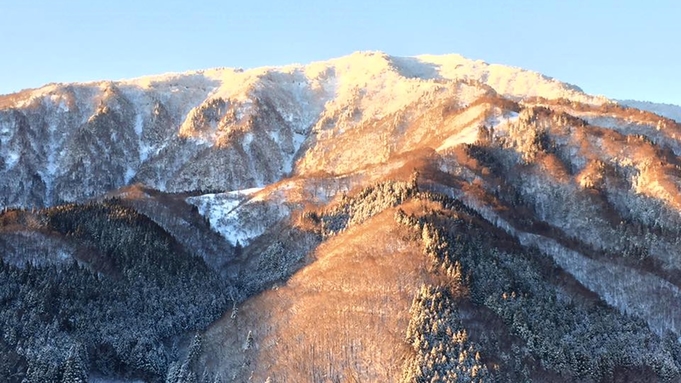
[2,52,681,382]
[0,51,608,209]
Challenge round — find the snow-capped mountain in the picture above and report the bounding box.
[3,52,681,382]
[0,51,610,208]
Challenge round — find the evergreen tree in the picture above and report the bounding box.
[60,345,88,383]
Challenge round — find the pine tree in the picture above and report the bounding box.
[61,344,88,383]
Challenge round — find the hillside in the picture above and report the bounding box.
[0,51,605,209]
[1,52,681,382]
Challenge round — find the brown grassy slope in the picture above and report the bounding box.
[198,203,435,382]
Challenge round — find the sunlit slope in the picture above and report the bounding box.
[0,51,608,208]
[201,205,429,382]
[193,177,681,382]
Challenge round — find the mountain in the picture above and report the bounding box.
[0,51,607,209]
[2,52,681,382]
[618,99,681,123]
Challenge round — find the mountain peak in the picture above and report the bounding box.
[0,51,675,209]
[4,51,607,109]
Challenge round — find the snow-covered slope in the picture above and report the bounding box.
[412,54,606,104]
[0,51,610,208]
[185,187,290,247]
[618,99,681,122]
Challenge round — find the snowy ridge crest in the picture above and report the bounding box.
[0,51,674,209]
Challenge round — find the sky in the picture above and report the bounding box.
[0,0,679,104]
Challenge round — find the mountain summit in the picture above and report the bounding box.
[0,51,609,208]
[2,52,681,382]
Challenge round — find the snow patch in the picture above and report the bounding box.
[132,112,154,163]
[5,149,20,169]
[436,111,519,151]
[134,113,143,137]
[243,132,253,151]
[235,100,253,120]
[187,187,275,246]
[187,193,243,245]
[44,154,58,177]
[292,132,307,151]
[437,125,479,151]
[225,186,264,197]
[486,111,520,139]
[57,249,70,260]
[124,167,136,184]
[489,111,520,127]
[283,132,307,174]
[139,143,154,163]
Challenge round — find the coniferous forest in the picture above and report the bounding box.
[0,201,233,382]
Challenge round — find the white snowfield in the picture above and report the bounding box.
[186,187,289,247]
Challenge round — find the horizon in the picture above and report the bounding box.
[1,1,679,105]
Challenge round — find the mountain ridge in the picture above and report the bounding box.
[2,51,599,100]
[0,51,634,209]
[618,99,681,123]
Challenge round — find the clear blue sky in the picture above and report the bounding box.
[1,0,679,104]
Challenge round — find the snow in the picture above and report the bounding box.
[165,50,596,159]
[284,132,307,173]
[4,50,664,209]
[19,51,613,184]
[44,151,58,176]
[187,193,244,245]
[242,132,253,151]
[318,52,442,122]
[124,167,136,184]
[186,187,271,246]
[41,130,59,202]
[525,229,681,337]
[489,111,520,127]
[49,95,69,112]
[436,111,519,151]
[618,99,681,123]
[133,113,143,137]
[225,186,264,197]
[457,190,681,337]
[415,53,608,105]
[138,142,154,164]
[5,149,20,169]
[437,125,479,151]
